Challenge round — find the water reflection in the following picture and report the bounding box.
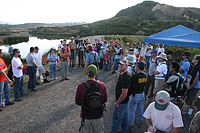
[0,37,64,58]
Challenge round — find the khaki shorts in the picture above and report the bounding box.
[80,118,104,133]
[37,66,46,75]
[153,79,165,95]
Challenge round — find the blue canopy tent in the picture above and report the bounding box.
[144,25,200,48]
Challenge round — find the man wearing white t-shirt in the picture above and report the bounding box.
[12,49,24,101]
[33,47,49,83]
[143,90,183,133]
[153,53,167,100]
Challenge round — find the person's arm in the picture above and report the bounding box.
[115,89,128,107]
[0,69,11,82]
[145,119,157,132]
[75,84,83,106]
[188,74,199,89]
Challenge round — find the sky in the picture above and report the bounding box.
[1,0,200,24]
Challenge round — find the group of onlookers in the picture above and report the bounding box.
[75,40,200,133]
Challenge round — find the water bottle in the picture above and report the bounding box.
[1,99,5,107]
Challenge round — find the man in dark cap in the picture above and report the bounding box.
[179,51,190,80]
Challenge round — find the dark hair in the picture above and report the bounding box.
[35,46,39,50]
[30,47,34,52]
[195,55,200,64]
[170,61,180,73]
[13,48,19,55]
[0,49,2,53]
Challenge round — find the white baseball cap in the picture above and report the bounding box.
[155,90,170,111]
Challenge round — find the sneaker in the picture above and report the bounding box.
[14,97,22,102]
[54,77,58,80]
[137,123,143,128]
[65,77,70,80]
[0,106,2,111]
[5,102,14,106]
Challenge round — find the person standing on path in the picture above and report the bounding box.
[83,44,99,80]
[144,50,157,98]
[75,64,107,133]
[108,41,115,71]
[110,59,132,133]
[153,53,167,100]
[0,49,14,111]
[60,43,71,81]
[12,49,24,101]
[179,51,190,80]
[47,48,57,81]
[33,46,50,83]
[69,37,76,68]
[183,55,200,118]
[112,43,122,74]
[26,47,38,91]
[128,62,147,132]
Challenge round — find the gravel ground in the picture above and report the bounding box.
[0,66,199,133]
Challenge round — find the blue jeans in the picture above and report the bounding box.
[14,76,24,98]
[49,64,56,80]
[110,55,114,70]
[128,94,145,127]
[110,103,128,133]
[104,60,110,70]
[113,59,121,72]
[0,80,10,103]
[27,66,36,89]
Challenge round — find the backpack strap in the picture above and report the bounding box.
[83,80,100,88]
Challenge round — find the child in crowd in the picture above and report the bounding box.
[104,49,110,71]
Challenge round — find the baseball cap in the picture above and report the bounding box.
[150,50,157,54]
[118,59,128,65]
[182,52,189,57]
[87,64,97,76]
[136,61,145,70]
[155,90,170,111]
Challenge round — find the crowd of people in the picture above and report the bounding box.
[0,36,199,133]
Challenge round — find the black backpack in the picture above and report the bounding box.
[82,81,106,119]
[174,73,187,96]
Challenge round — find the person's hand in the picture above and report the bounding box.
[148,126,156,132]
[83,71,86,77]
[115,103,119,108]
[8,79,12,83]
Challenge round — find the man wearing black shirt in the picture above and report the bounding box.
[110,59,132,133]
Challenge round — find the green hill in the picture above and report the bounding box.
[29,1,200,39]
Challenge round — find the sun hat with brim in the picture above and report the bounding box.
[87,64,97,76]
[157,53,168,60]
[155,90,170,111]
[126,55,135,64]
[150,50,157,54]
[118,59,128,65]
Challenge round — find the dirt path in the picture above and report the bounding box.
[0,65,196,133]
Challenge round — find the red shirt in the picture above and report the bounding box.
[75,80,107,119]
[0,58,7,82]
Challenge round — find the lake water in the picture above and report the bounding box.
[0,37,65,58]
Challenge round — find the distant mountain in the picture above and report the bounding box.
[115,1,200,21]
[30,1,200,39]
[0,22,87,29]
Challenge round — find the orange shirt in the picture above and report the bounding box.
[60,47,71,62]
[0,58,7,82]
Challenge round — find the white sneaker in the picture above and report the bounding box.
[54,77,58,80]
